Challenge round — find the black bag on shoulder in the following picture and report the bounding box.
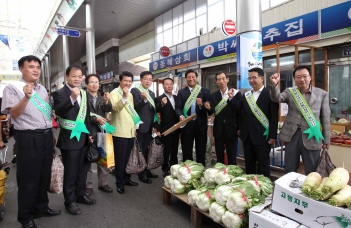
[86,142,99,162]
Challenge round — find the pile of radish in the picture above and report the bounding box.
[302,168,351,207]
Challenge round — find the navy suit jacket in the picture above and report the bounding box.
[52,85,91,150]
[131,87,156,133]
[239,87,279,145]
[175,86,210,135]
[207,90,242,139]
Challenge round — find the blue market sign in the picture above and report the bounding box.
[149,48,197,74]
[321,1,351,38]
[262,11,319,49]
[198,36,237,64]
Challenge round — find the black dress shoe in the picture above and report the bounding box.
[85,188,93,197]
[77,195,96,205]
[98,185,113,193]
[162,170,170,177]
[23,220,37,228]
[117,187,125,194]
[139,177,152,184]
[32,208,61,218]
[147,171,158,178]
[125,181,138,186]
[65,202,82,215]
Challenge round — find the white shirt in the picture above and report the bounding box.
[220,88,238,100]
[252,85,264,102]
[164,93,175,110]
[67,84,81,106]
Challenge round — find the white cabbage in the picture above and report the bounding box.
[164,176,175,189]
[222,211,244,228]
[188,190,201,206]
[170,164,181,178]
[226,191,249,214]
[195,191,214,212]
[209,202,226,223]
[214,185,236,206]
[204,168,220,184]
[170,179,185,194]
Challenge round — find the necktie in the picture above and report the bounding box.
[92,97,97,109]
[191,100,196,120]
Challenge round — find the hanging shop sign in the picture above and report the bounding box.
[159,46,171,57]
[99,71,114,83]
[222,19,236,36]
[198,36,237,64]
[149,48,197,74]
[262,11,318,51]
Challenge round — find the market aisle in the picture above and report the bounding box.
[1,128,222,228]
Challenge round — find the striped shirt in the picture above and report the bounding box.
[1,78,52,130]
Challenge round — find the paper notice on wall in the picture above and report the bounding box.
[281,103,288,116]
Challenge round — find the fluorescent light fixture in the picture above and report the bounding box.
[271,61,294,66]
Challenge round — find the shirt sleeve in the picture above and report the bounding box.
[1,86,20,114]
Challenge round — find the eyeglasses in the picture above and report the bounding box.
[295,75,310,80]
[88,81,100,85]
[247,76,261,81]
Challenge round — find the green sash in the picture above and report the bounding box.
[114,87,143,127]
[30,93,53,120]
[245,91,269,139]
[215,92,229,115]
[11,81,52,121]
[137,85,159,123]
[288,87,324,143]
[90,112,116,134]
[58,89,90,141]
[183,85,201,118]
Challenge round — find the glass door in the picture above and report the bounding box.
[329,63,351,119]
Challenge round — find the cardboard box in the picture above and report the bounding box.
[272,172,351,228]
[249,198,303,228]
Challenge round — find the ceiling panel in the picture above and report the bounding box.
[49,0,186,77]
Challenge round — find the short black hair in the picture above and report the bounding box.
[18,55,41,68]
[215,71,228,80]
[66,65,83,76]
[162,77,174,85]
[248,67,264,77]
[140,71,154,79]
[185,69,198,78]
[293,65,311,78]
[85,74,100,84]
[119,71,134,81]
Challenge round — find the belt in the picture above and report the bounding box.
[34,128,51,134]
[18,128,52,134]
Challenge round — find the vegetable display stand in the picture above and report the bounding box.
[162,187,224,228]
[328,143,351,173]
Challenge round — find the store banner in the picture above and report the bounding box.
[100,71,113,82]
[321,1,351,38]
[237,32,262,89]
[36,0,85,59]
[149,48,197,74]
[262,11,318,51]
[197,36,237,64]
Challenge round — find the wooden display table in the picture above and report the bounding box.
[162,187,224,228]
[330,122,351,133]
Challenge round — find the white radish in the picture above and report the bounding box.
[329,185,351,206]
[302,172,321,195]
[322,168,349,195]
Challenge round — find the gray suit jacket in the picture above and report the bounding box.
[270,85,330,150]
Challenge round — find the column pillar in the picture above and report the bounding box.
[236,0,262,90]
[86,0,96,74]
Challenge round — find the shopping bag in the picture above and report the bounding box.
[48,155,64,194]
[0,170,6,205]
[125,138,147,174]
[86,141,99,162]
[147,137,164,170]
[97,132,115,168]
[315,148,336,178]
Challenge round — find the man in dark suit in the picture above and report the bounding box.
[155,78,179,177]
[175,69,210,167]
[239,67,279,178]
[131,71,158,184]
[53,65,96,216]
[204,71,242,165]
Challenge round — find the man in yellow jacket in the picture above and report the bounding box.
[109,71,140,194]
